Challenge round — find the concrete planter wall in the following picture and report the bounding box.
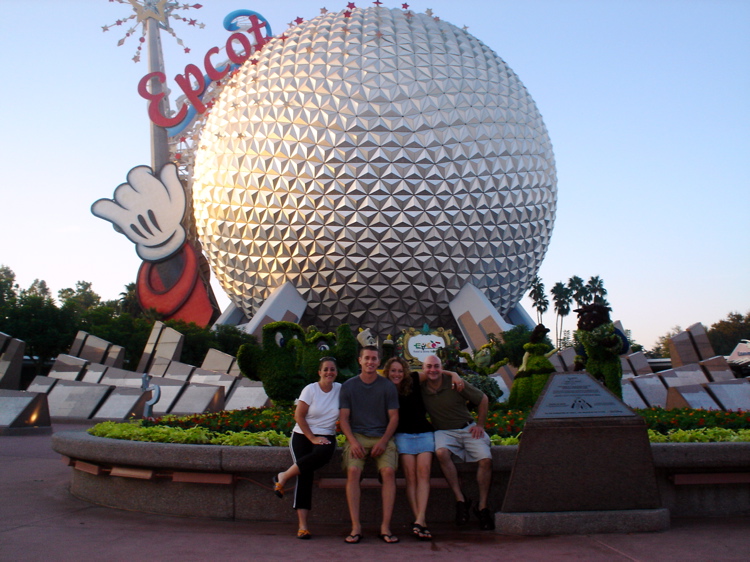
[52,431,750,523]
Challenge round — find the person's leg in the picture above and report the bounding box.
[477,457,492,510]
[435,447,463,502]
[297,508,309,532]
[345,465,363,539]
[414,452,433,527]
[400,454,418,521]
[379,466,397,538]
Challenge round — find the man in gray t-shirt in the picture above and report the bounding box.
[339,346,399,544]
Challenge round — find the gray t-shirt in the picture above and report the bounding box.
[339,375,399,437]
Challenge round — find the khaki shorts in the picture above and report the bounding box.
[434,424,491,463]
[342,433,398,472]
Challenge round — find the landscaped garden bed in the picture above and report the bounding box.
[88,405,750,446]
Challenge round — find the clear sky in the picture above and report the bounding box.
[0,0,747,350]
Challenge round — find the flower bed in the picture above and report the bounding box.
[88,406,750,446]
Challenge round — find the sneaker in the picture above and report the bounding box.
[455,499,471,526]
[475,507,495,531]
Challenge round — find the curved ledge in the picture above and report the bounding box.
[51,431,750,522]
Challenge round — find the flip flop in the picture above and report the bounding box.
[378,533,399,544]
[297,529,311,540]
[272,475,284,498]
[412,523,432,541]
[345,533,363,544]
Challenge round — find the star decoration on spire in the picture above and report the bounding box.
[103,0,204,62]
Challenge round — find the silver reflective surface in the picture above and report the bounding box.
[192,7,557,335]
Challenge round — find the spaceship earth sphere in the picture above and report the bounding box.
[191,7,557,336]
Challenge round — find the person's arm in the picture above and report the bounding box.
[295,401,330,445]
[339,408,365,458]
[470,393,489,439]
[371,408,399,457]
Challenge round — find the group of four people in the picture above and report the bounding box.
[273,345,495,542]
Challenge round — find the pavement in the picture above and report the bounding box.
[1,423,749,562]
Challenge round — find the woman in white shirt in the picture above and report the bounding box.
[273,357,341,539]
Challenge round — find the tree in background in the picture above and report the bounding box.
[707,311,750,356]
[118,282,142,317]
[528,275,549,324]
[585,275,609,306]
[648,326,682,359]
[567,275,588,308]
[550,281,573,348]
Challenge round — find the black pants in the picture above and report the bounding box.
[290,432,336,511]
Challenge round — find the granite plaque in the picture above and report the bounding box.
[0,390,51,429]
[153,324,184,363]
[47,380,113,419]
[621,381,647,409]
[225,378,270,410]
[80,363,108,384]
[189,368,238,395]
[559,347,577,371]
[48,354,88,381]
[92,387,149,420]
[630,374,668,408]
[68,331,87,357]
[666,385,720,410]
[627,351,653,376]
[169,383,224,415]
[100,367,144,388]
[686,323,715,361]
[699,356,735,382]
[548,353,566,373]
[668,330,700,367]
[163,360,195,381]
[136,321,164,372]
[533,373,633,418]
[502,372,660,513]
[147,355,171,378]
[149,377,187,415]
[228,362,244,378]
[660,366,708,387]
[104,345,125,368]
[705,380,750,411]
[77,334,111,364]
[201,348,235,374]
[620,356,634,378]
[0,336,25,390]
[26,376,58,394]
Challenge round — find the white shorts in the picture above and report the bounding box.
[434,423,491,463]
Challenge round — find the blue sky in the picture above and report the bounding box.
[0,0,747,350]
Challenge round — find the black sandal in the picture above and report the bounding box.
[412,523,432,541]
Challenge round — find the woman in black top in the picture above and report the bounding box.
[384,357,464,541]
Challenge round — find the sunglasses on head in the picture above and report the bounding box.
[319,356,336,363]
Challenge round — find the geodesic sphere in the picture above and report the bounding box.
[192,6,557,336]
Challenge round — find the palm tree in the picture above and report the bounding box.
[550,281,573,348]
[528,275,549,325]
[568,275,589,308]
[119,282,142,316]
[586,275,608,305]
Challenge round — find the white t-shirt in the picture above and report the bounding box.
[293,381,341,436]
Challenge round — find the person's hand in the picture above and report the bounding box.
[370,439,387,457]
[91,163,187,261]
[313,436,330,445]
[470,424,485,439]
[348,440,366,459]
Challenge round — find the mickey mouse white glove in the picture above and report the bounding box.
[92,163,187,261]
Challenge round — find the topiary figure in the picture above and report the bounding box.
[236,321,307,405]
[574,304,626,398]
[294,323,359,381]
[458,343,509,376]
[507,324,557,410]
